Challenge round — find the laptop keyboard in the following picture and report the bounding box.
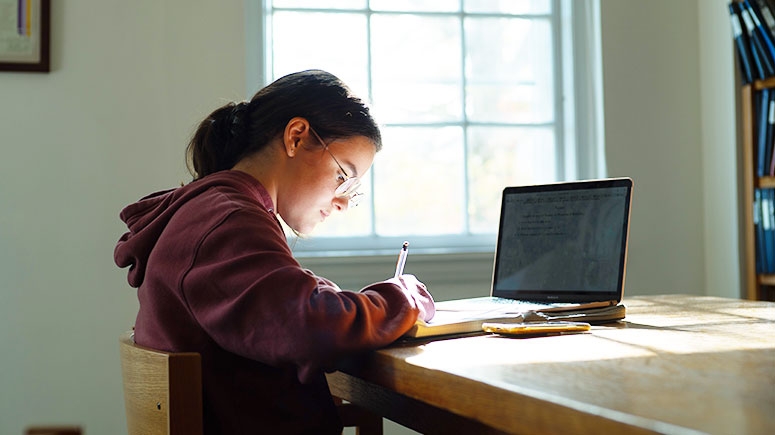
[435,297,553,313]
[489,298,543,306]
[465,297,550,308]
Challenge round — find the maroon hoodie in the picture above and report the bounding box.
[114,170,431,434]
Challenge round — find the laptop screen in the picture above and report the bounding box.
[491,178,633,303]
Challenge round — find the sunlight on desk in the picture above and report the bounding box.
[718,306,775,320]
[594,320,775,354]
[328,296,775,434]
[405,334,654,367]
[405,312,774,368]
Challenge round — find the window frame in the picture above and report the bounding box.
[245,0,604,257]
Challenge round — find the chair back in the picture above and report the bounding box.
[119,331,203,435]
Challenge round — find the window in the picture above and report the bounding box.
[248,0,604,256]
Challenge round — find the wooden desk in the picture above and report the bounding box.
[327,295,775,434]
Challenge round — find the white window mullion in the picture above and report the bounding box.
[564,0,606,180]
[460,6,470,236]
[551,0,566,180]
[366,4,377,237]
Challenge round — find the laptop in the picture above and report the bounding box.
[405,177,633,338]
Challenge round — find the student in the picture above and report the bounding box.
[114,69,435,434]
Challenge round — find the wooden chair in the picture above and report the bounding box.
[334,397,383,435]
[119,330,382,435]
[119,331,203,435]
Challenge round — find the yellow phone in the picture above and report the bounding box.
[482,321,591,336]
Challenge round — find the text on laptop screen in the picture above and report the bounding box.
[493,184,630,296]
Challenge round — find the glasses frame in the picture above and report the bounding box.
[308,126,364,207]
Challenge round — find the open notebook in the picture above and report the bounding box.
[404,177,633,338]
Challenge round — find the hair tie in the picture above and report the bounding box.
[228,101,250,138]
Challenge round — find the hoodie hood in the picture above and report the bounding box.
[114,171,274,288]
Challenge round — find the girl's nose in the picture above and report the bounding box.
[333,195,349,212]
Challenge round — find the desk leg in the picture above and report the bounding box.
[326,371,509,435]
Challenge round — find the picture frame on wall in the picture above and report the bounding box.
[0,0,50,72]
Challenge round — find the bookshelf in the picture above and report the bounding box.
[741,78,775,300]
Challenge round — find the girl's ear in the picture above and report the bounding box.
[283,117,311,157]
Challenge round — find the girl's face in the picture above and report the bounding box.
[277,131,376,235]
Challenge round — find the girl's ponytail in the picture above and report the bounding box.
[186,101,250,180]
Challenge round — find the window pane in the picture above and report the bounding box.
[273,0,366,9]
[467,126,556,234]
[374,127,465,236]
[370,0,459,12]
[272,12,369,95]
[465,17,553,123]
[371,14,462,123]
[263,1,578,253]
[464,0,551,15]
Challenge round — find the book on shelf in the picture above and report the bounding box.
[755,189,766,273]
[771,139,775,175]
[768,92,774,178]
[745,0,775,76]
[755,188,775,274]
[738,1,774,79]
[750,86,775,177]
[402,303,626,339]
[753,0,775,37]
[748,0,775,57]
[734,1,767,79]
[750,0,775,61]
[757,89,773,177]
[732,2,755,84]
[765,189,775,274]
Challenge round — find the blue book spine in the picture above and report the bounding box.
[763,190,773,273]
[755,189,764,274]
[767,189,775,274]
[746,0,775,76]
[753,0,775,36]
[748,0,775,59]
[757,89,771,177]
[740,2,769,79]
[755,33,775,76]
[771,133,775,175]
[731,3,755,84]
[767,92,775,177]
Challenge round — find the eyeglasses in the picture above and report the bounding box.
[308,126,364,207]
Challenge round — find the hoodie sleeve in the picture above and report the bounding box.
[180,207,422,383]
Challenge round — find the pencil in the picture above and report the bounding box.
[394,241,409,278]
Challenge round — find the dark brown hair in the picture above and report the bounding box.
[186,69,382,180]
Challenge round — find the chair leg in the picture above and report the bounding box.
[334,396,383,435]
[353,411,383,435]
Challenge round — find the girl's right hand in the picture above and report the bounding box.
[389,274,436,322]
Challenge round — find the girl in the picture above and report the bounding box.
[114,70,435,434]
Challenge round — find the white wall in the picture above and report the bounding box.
[0,1,245,433]
[599,0,736,297]
[0,0,736,433]
[600,0,704,296]
[698,1,740,297]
